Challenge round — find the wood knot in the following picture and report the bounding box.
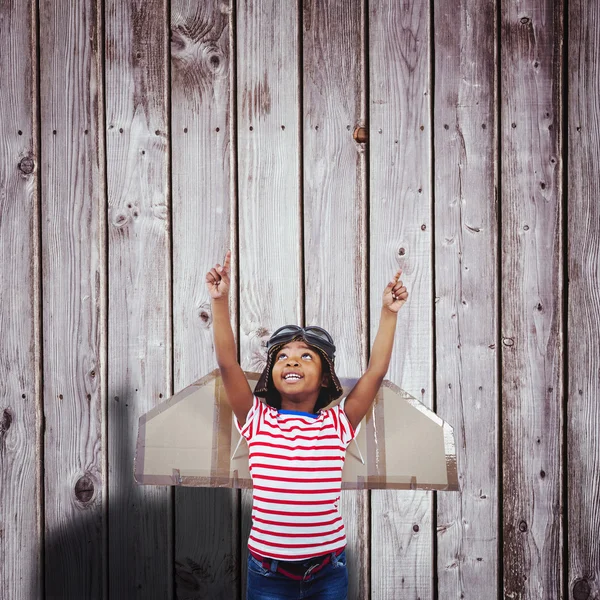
[573,579,591,600]
[75,475,95,503]
[114,211,129,227]
[502,337,514,347]
[209,54,221,71]
[398,248,406,256]
[170,26,186,53]
[520,16,530,24]
[412,524,419,532]
[198,305,212,326]
[18,156,35,174]
[353,126,367,143]
[1,408,13,435]
[518,520,527,532]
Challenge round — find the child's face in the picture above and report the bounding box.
[270,340,327,399]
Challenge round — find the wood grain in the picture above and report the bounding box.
[0,1,42,599]
[170,2,238,599]
[433,1,499,598]
[39,0,106,597]
[105,0,172,597]
[236,0,301,595]
[368,0,434,597]
[567,0,600,598]
[302,0,369,597]
[500,1,564,598]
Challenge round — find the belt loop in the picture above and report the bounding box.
[269,558,278,573]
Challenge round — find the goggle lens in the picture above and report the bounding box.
[267,325,335,359]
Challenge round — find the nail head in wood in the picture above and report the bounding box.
[353,126,367,143]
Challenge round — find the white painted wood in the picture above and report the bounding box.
[39,0,106,597]
[500,1,564,598]
[170,1,239,598]
[303,0,369,596]
[567,1,600,597]
[0,1,42,599]
[433,1,499,597]
[368,0,434,597]
[105,0,172,597]
[236,0,301,595]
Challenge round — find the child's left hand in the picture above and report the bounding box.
[382,270,408,313]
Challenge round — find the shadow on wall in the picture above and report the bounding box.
[36,385,236,600]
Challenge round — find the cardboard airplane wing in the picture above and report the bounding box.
[134,369,458,491]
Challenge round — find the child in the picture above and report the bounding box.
[206,250,408,600]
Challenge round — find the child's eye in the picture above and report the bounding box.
[277,352,312,360]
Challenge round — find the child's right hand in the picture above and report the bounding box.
[206,250,231,300]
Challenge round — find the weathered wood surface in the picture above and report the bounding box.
[433,1,499,598]
[170,2,239,599]
[500,1,564,598]
[38,0,106,597]
[105,0,172,597]
[568,1,600,598]
[369,0,434,597]
[5,1,600,599]
[236,0,301,595]
[302,0,369,597]
[0,1,41,599]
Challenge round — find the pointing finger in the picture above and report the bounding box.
[223,250,231,271]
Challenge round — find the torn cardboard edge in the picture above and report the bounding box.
[134,369,459,491]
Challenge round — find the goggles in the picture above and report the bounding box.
[267,325,336,361]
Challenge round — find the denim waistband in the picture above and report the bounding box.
[249,547,345,581]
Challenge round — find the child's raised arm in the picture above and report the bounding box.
[343,270,409,430]
[206,250,254,426]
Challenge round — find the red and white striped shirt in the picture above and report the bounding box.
[235,395,360,561]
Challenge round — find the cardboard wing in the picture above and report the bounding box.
[134,369,459,491]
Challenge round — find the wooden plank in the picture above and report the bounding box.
[567,1,600,597]
[302,0,369,597]
[368,0,433,597]
[170,2,238,599]
[500,1,564,598]
[39,0,106,597]
[433,1,499,597]
[104,1,172,598]
[236,0,300,595]
[0,1,42,599]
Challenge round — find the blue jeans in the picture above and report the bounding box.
[246,549,348,600]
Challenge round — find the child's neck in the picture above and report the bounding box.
[279,393,318,414]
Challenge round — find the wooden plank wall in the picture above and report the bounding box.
[105,0,172,598]
[369,1,433,597]
[500,2,564,599]
[434,1,498,598]
[39,1,107,599]
[567,1,600,599]
[2,0,600,599]
[170,3,238,599]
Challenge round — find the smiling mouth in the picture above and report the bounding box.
[283,374,304,383]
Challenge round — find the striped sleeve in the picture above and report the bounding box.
[234,395,263,440]
[329,397,361,447]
